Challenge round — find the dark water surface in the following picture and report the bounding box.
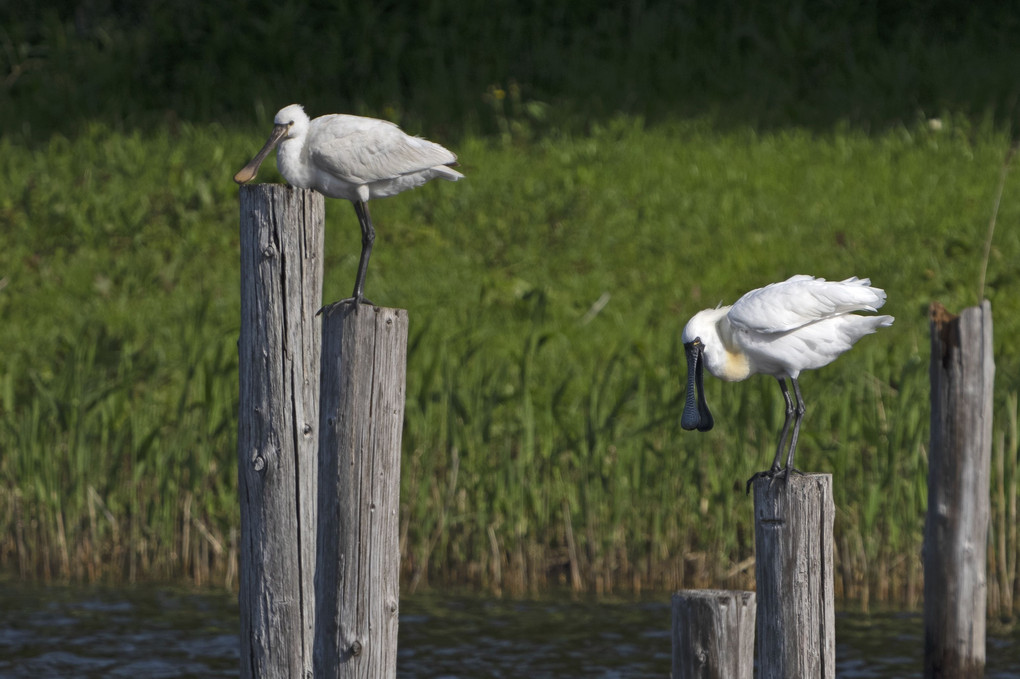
[1,582,1018,678]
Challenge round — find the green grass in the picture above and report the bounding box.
[2,114,1019,611]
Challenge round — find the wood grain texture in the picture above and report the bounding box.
[314,304,408,679]
[671,589,756,679]
[753,473,835,679]
[925,301,994,679]
[237,184,324,679]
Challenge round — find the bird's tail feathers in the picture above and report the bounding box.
[825,280,887,315]
[434,166,464,182]
[860,314,895,333]
[840,313,894,349]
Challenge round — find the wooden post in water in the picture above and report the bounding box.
[753,473,835,679]
[314,304,408,679]
[671,589,756,679]
[924,301,994,679]
[237,185,324,678]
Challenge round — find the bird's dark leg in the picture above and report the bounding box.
[783,378,807,473]
[317,200,376,316]
[350,200,375,306]
[770,378,795,472]
[745,377,795,494]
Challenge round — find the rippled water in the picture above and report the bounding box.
[0,583,238,677]
[2,582,1018,678]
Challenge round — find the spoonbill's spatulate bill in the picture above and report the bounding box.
[234,104,463,306]
[680,275,894,490]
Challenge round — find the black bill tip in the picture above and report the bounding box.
[681,339,714,432]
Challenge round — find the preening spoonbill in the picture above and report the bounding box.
[234,104,463,306]
[680,275,894,490]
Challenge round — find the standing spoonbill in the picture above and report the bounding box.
[234,104,463,306]
[679,275,894,490]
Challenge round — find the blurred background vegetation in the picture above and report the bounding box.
[4,0,1020,139]
[2,0,1020,614]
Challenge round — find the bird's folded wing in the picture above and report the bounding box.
[728,275,887,334]
[310,123,457,185]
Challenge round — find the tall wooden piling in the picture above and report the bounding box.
[671,590,756,679]
[753,473,835,679]
[237,185,324,678]
[314,304,408,679]
[925,301,994,679]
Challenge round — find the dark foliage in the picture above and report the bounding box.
[3,1,1020,141]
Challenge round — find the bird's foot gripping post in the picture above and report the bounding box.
[753,473,835,679]
[317,297,376,317]
[745,466,804,495]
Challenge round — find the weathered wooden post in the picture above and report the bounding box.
[237,185,324,678]
[672,589,756,679]
[924,301,994,679]
[314,303,407,679]
[753,473,835,679]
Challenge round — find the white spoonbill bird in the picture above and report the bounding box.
[234,104,463,306]
[680,275,894,490]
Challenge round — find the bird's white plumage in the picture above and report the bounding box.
[309,117,457,183]
[271,104,462,202]
[234,103,463,306]
[682,275,894,382]
[727,275,885,333]
[680,274,894,480]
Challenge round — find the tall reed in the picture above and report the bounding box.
[1,116,1019,613]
